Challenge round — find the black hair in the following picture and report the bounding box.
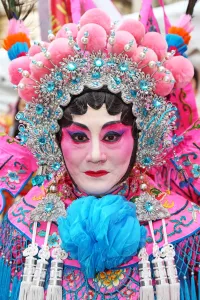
[193,66,199,90]
[57,87,138,184]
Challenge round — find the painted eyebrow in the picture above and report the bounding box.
[72,122,89,130]
[102,121,121,129]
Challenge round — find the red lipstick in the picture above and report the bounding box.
[85,170,109,177]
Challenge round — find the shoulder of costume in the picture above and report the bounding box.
[0,134,38,214]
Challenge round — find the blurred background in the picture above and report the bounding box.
[0,0,200,135]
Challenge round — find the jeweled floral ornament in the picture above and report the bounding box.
[6,6,195,300]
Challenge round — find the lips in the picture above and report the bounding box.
[84,170,109,177]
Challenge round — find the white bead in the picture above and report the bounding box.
[37,61,44,68]
[44,51,51,59]
[148,61,156,68]
[140,183,147,190]
[18,83,25,90]
[68,40,75,47]
[163,75,170,83]
[140,175,144,181]
[139,52,146,59]
[108,37,115,45]
[124,44,131,52]
[158,66,165,72]
[81,37,88,44]
[22,70,30,78]
[48,33,55,42]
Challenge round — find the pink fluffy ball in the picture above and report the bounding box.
[107,31,137,57]
[133,46,158,74]
[117,19,145,44]
[8,56,31,85]
[28,42,49,56]
[48,38,75,65]
[153,71,175,96]
[164,56,194,88]
[30,53,52,81]
[80,8,111,35]
[141,32,167,61]
[56,23,78,39]
[77,24,107,52]
[18,77,37,102]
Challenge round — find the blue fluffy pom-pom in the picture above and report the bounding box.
[58,194,147,278]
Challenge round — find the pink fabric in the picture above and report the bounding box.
[140,0,160,33]
[0,135,37,214]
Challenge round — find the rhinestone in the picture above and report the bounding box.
[54,72,63,80]
[153,98,162,108]
[139,80,149,91]
[74,44,81,51]
[67,62,77,71]
[114,77,121,85]
[36,104,44,115]
[119,62,129,72]
[52,162,61,171]
[45,202,54,213]
[47,81,55,92]
[142,157,152,166]
[39,137,46,145]
[140,183,147,191]
[94,58,104,67]
[130,90,137,98]
[32,175,45,187]
[57,90,63,99]
[145,201,153,212]
[91,72,100,79]
[71,77,80,85]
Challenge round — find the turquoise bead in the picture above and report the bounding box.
[139,80,148,91]
[36,104,44,115]
[145,201,153,212]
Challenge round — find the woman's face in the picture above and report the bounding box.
[61,104,134,195]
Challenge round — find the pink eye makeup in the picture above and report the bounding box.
[67,131,89,143]
[102,130,125,143]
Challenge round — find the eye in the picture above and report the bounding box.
[70,132,89,143]
[103,131,122,143]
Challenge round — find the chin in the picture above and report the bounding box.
[78,183,115,196]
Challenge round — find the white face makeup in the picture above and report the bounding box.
[61,104,134,195]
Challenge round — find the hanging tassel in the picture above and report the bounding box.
[161,219,180,300]
[138,247,154,300]
[19,221,38,300]
[184,276,191,300]
[46,246,68,300]
[180,283,184,300]
[191,272,197,300]
[3,262,11,300]
[29,258,48,300]
[10,276,21,300]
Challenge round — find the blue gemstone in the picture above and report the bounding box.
[119,63,129,72]
[67,62,77,71]
[142,108,148,117]
[130,90,137,98]
[71,77,80,85]
[57,90,63,99]
[46,173,53,181]
[39,137,46,145]
[147,138,154,145]
[153,98,162,108]
[74,44,81,51]
[94,58,104,67]
[143,157,152,166]
[145,201,153,212]
[107,60,115,66]
[52,162,61,171]
[36,104,44,115]
[129,70,136,78]
[54,72,63,80]
[32,175,45,187]
[16,112,24,120]
[114,77,121,85]
[20,135,28,143]
[51,124,57,131]
[92,72,101,79]
[139,80,149,91]
[47,81,55,92]
[45,202,54,213]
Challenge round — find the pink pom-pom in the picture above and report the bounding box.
[107,31,137,57]
[133,46,158,74]
[77,24,107,52]
[8,56,31,85]
[30,53,52,81]
[56,23,78,39]
[153,71,175,96]
[18,77,36,102]
[164,56,194,88]
[48,38,75,65]
[141,32,167,61]
[117,19,145,44]
[80,8,111,35]
[28,42,49,57]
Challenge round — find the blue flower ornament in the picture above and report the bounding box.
[58,195,147,278]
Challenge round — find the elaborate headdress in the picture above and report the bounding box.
[7,8,194,179]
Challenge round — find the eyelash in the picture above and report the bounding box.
[69,131,124,143]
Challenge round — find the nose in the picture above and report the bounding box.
[86,138,107,163]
